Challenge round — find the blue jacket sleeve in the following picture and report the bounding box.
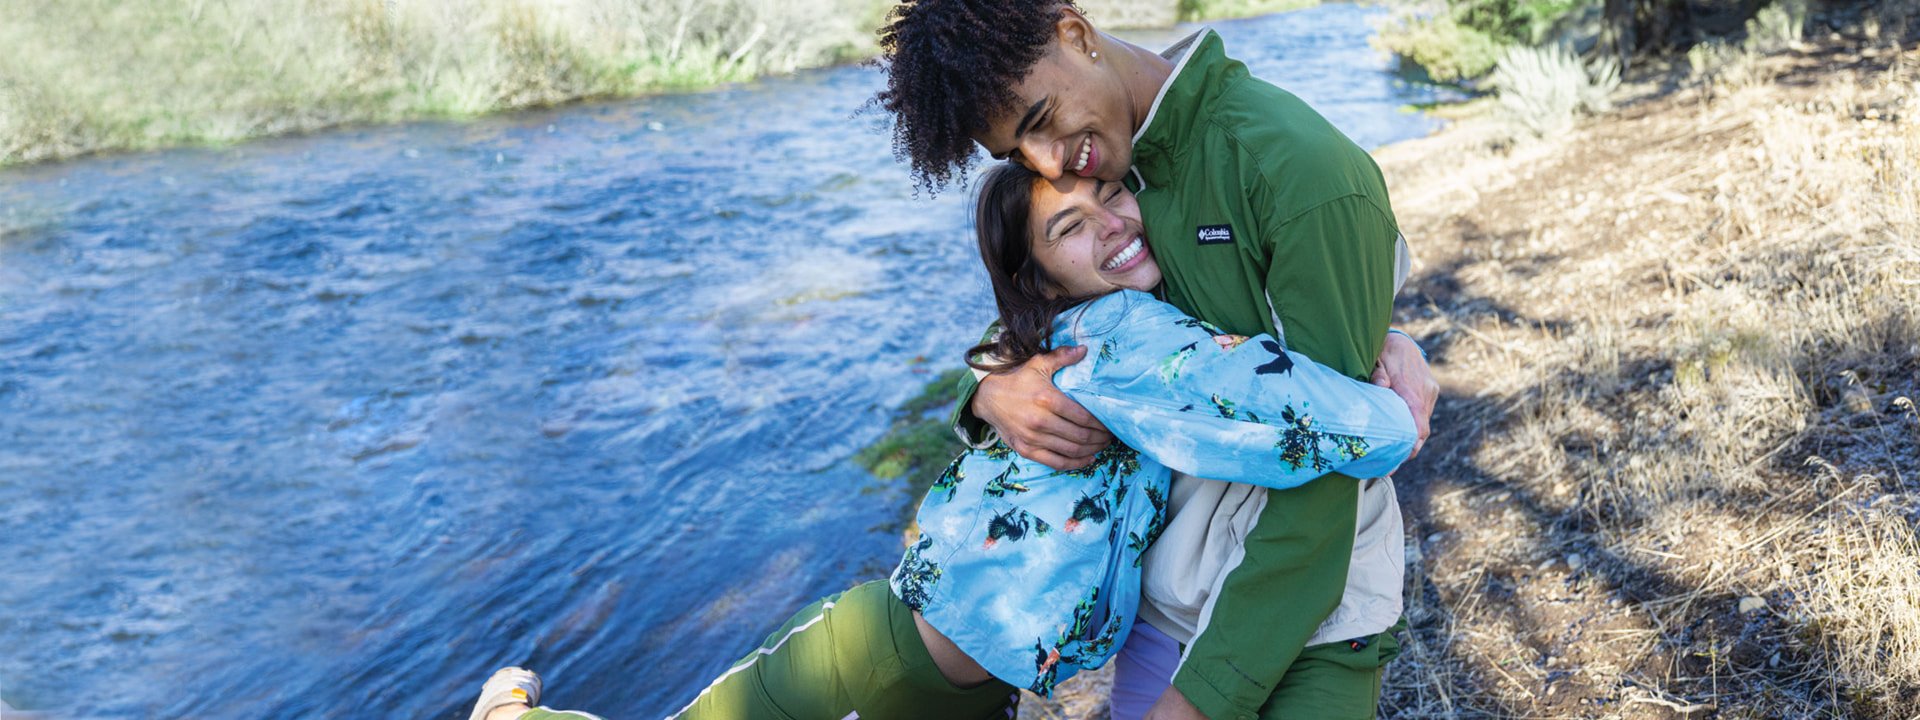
[1051,291,1415,487]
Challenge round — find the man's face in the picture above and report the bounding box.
[973,37,1134,182]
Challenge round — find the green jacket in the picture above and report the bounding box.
[950,29,1403,718]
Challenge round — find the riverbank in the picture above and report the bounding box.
[0,0,887,166]
[0,0,1318,168]
[1018,33,1918,720]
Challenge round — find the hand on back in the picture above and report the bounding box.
[972,345,1113,470]
[1371,331,1438,460]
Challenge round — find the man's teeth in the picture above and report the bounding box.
[1074,138,1091,173]
[1102,237,1143,271]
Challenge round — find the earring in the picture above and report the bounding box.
[1090,51,1099,59]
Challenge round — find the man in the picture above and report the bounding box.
[876,1,1438,718]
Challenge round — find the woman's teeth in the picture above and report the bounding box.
[1102,236,1144,271]
[1073,137,1091,173]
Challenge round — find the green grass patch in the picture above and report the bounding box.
[0,0,888,166]
[1374,12,1510,83]
[1374,0,1597,84]
[1178,0,1322,22]
[856,368,970,492]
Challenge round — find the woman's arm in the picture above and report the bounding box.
[1052,291,1417,489]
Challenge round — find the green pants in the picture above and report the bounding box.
[1255,620,1403,719]
[1171,475,1365,720]
[661,579,1015,719]
[522,581,1014,720]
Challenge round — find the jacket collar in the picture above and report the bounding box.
[1129,28,1230,191]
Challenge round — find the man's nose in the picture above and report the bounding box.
[1020,137,1064,180]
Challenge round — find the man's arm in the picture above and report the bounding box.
[947,346,1112,470]
[1162,194,1402,720]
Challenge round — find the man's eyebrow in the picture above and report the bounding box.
[1013,97,1049,139]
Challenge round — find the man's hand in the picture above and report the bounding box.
[971,346,1112,470]
[1372,331,1438,460]
[1144,685,1207,720]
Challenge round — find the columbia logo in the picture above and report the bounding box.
[1196,224,1234,245]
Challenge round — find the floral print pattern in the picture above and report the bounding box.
[892,290,1418,695]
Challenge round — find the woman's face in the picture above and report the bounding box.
[1027,175,1160,298]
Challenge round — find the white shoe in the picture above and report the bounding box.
[468,666,542,720]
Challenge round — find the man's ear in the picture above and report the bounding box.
[1053,6,1095,58]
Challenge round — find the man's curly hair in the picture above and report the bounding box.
[875,0,1078,195]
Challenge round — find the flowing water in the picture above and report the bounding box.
[0,5,1446,717]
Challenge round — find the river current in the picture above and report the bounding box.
[0,5,1444,717]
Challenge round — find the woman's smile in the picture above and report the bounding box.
[1099,235,1146,273]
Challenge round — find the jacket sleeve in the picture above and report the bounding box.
[1053,292,1415,488]
[945,322,1003,450]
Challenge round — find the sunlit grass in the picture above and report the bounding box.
[0,0,888,166]
[1375,42,1920,717]
[1177,0,1320,22]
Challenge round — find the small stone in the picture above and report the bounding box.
[1426,532,1445,545]
[1843,386,1874,414]
[1567,553,1586,571]
[1738,596,1768,614]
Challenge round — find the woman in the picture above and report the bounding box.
[467,163,1425,720]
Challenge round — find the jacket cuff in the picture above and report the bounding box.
[946,368,999,450]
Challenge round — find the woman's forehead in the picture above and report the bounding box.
[1038,174,1098,202]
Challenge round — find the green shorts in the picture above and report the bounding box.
[521,580,1015,720]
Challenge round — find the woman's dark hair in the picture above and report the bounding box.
[966,163,1086,373]
[875,0,1079,195]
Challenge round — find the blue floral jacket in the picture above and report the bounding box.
[890,290,1418,695]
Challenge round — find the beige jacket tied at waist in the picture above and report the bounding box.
[1137,234,1414,650]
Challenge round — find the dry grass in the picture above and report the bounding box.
[1374,36,1920,719]
[1022,27,1919,720]
[0,0,888,166]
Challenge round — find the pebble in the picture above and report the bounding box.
[1738,596,1768,614]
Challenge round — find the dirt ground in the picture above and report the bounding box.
[1374,40,1918,719]
[1025,37,1920,720]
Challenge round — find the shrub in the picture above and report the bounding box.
[1746,0,1808,54]
[1489,43,1619,136]
[1373,12,1510,83]
[1374,0,1597,83]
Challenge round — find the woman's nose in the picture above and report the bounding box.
[1097,207,1127,239]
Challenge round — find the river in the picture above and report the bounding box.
[0,4,1445,717]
